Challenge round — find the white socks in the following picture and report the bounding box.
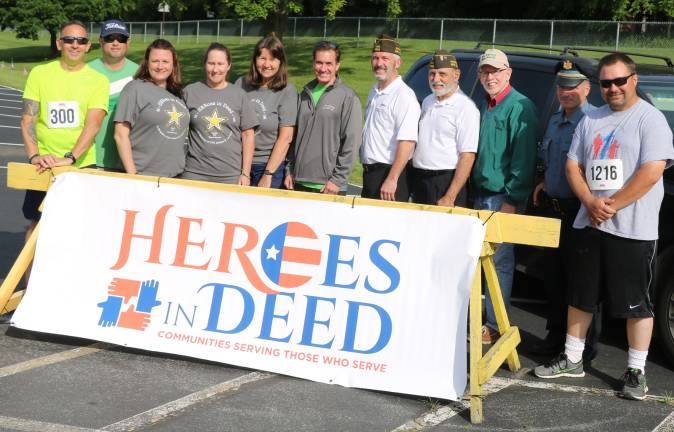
[564,334,585,364]
[627,348,648,374]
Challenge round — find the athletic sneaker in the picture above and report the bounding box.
[534,353,585,378]
[619,368,648,401]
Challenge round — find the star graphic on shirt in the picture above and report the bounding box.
[165,105,184,128]
[203,108,226,132]
[266,244,280,260]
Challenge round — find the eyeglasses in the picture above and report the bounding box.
[61,36,89,45]
[599,73,635,88]
[479,68,507,77]
[102,34,129,44]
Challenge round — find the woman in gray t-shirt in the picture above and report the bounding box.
[181,43,258,185]
[114,39,188,178]
[235,36,298,188]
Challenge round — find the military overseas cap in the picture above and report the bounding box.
[429,50,458,69]
[100,19,130,37]
[373,34,401,55]
[557,60,589,88]
[478,48,509,69]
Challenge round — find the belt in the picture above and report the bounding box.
[548,197,579,214]
[413,167,454,176]
[362,162,391,173]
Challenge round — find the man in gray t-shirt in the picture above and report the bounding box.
[534,53,674,402]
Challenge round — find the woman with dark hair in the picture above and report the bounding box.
[235,35,297,188]
[181,42,258,185]
[114,39,188,177]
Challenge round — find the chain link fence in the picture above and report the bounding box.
[71,17,673,52]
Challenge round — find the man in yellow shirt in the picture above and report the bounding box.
[20,19,108,233]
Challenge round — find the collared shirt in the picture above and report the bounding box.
[486,84,512,110]
[540,102,594,198]
[413,89,480,170]
[360,76,420,165]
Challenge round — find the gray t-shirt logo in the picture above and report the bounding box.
[251,98,268,136]
[155,98,188,140]
[193,102,236,144]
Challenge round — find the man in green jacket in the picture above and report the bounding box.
[471,48,539,344]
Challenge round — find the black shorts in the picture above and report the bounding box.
[22,190,46,221]
[567,227,656,319]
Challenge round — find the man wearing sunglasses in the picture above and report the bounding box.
[89,19,138,171]
[89,19,138,172]
[535,53,674,402]
[20,20,108,234]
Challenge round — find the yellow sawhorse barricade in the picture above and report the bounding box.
[0,162,560,424]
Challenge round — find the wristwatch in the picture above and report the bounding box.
[64,152,77,164]
[263,169,273,176]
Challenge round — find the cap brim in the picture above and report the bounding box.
[558,77,586,88]
[479,60,508,69]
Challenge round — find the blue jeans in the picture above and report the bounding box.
[473,194,526,330]
[251,162,285,188]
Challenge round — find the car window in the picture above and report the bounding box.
[639,82,674,132]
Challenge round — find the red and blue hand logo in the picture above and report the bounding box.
[97,278,162,331]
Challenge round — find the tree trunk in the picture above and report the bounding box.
[50,29,58,55]
[264,11,288,39]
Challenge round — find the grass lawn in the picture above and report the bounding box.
[2,30,673,184]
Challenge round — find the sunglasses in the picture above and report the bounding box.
[61,36,89,45]
[103,34,129,44]
[600,73,634,88]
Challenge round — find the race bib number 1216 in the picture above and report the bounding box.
[587,159,624,190]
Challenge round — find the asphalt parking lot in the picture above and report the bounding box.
[0,84,673,431]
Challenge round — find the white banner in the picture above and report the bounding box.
[14,172,485,400]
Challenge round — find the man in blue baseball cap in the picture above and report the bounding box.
[88,19,138,171]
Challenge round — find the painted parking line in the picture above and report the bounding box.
[101,371,274,431]
[391,375,515,431]
[0,342,111,379]
[0,142,22,146]
[0,98,22,103]
[0,92,22,96]
[0,125,20,129]
[0,105,22,110]
[0,113,21,118]
[0,415,101,432]
[653,411,674,432]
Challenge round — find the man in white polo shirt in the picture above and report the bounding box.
[360,34,420,202]
[412,50,479,207]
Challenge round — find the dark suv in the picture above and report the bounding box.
[403,45,674,366]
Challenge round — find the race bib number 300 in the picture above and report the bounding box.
[587,159,623,190]
[47,101,80,129]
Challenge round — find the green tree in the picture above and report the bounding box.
[2,0,136,54]
[614,0,674,20]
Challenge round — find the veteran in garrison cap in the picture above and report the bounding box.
[411,50,479,208]
[530,59,598,358]
[360,34,420,202]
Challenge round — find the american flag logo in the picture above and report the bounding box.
[260,222,322,288]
